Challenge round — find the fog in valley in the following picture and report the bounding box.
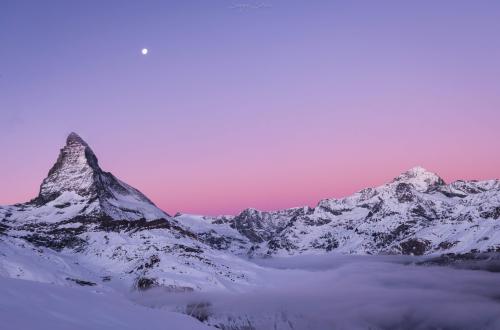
[132,254,500,330]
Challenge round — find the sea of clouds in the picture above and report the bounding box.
[133,254,500,330]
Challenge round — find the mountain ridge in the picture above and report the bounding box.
[193,166,500,257]
[0,132,499,296]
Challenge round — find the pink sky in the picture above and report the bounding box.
[1,1,499,215]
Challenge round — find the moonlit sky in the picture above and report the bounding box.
[1,1,500,215]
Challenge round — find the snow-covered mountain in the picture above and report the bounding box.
[1,132,500,329]
[186,167,500,257]
[1,133,500,294]
[7,132,167,223]
[0,133,261,292]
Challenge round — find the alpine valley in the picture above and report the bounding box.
[1,133,500,330]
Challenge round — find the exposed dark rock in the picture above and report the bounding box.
[311,232,338,251]
[410,205,435,221]
[303,217,331,226]
[267,235,297,254]
[53,202,72,209]
[186,302,212,322]
[144,255,160,268]
[0,223,9,235]
[231,209,270,243]
[174,244,203,254]
[438,189,467,198]
[372,232,396,248]
[395,183,415,203]
[198,231,244,250]
[318,205,344,216]
[135,277,159,291]
[400,239,431,256]
[480,207,500,220]
[66,277,97,286]
[391,223,412,237]
[365,199,384,219]
[96,217,196,238]
[23,233,87,251]
[437,241,459,250]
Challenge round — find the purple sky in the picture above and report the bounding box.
[1,1,500,215]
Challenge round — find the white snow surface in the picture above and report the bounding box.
[0,276,209,330]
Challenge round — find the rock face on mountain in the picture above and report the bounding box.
[193,167,500,257]
[19,132,168,222]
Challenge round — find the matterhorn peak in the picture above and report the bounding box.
[31,132,167,221]
[35,132,101,204]
[62,132,98,169]
[392,166,445,192]
[66,132,89,146]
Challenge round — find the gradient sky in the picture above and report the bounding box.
[1,1,500,215]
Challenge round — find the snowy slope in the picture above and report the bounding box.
[0,276,209,330]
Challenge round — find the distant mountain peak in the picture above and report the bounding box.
[392,166,445,192]
[406,165,429,174]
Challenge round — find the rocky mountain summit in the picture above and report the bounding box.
[24,132,167,222]
[0,133,258,292]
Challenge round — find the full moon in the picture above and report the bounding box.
[141,48,148,55]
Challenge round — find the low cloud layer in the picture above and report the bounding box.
[134,255,500,329]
